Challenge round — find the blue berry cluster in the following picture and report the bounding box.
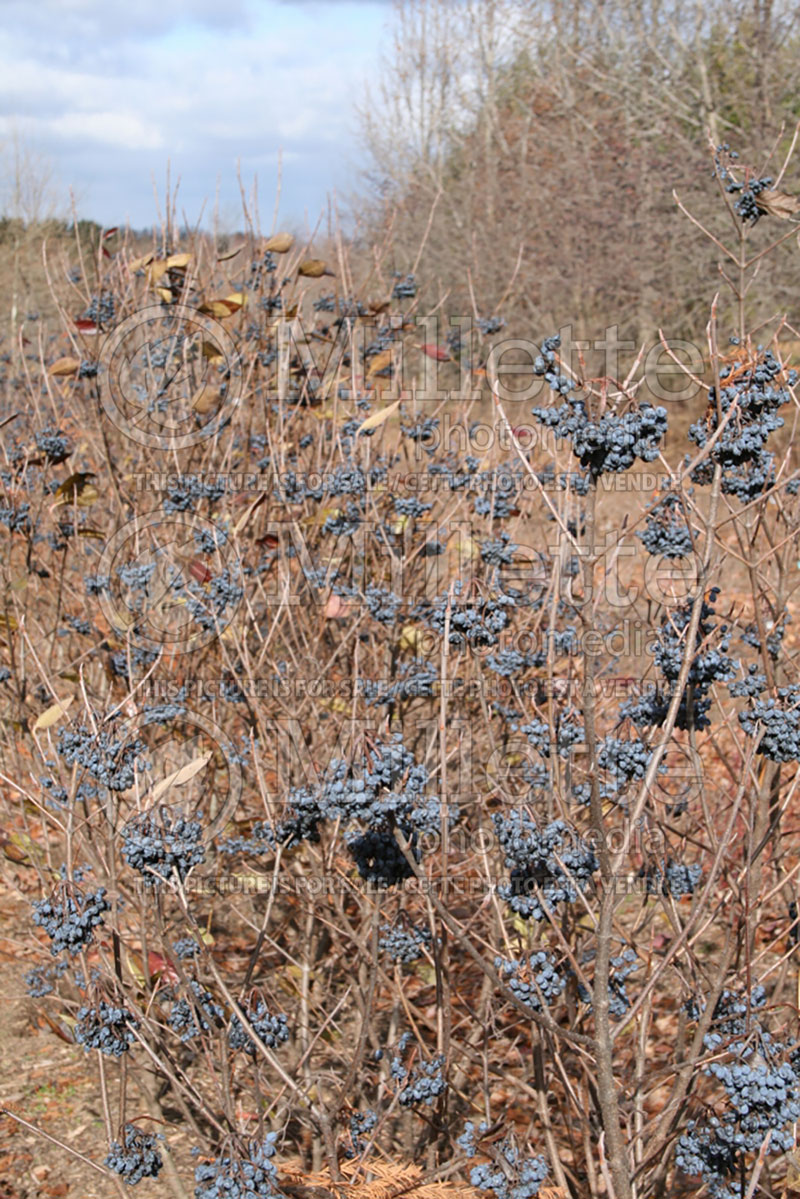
[168,980,224,1042]
[392,274,417,299]
[597,735,652,783]
[738,685,800,761]
[397,1054,447,1107]
[637,493,695,558]
[223,734,444,889]
[740,616,788,661]
[724,171,773,224]
[492,813,598,920]
[521,711,584,759]
[346,1109,377,1157]
[35,427,71,464]
[466,1135,549,1199]
[690,985,767,1054]
[57,722,148,792]
[728,663,768,698]
[642,859,703,897]
[622,588,737,731]
[530,339,667,476]
[75,1001,138,1056]
[105,1124,163,1184]
[194,1132,279,1199]
[121,811,205,887]
[364,585,403,625]
[162,476,226,514]
[495,951,565,1011]
[415,582,518,649]
[228,1001,289,1056]
[83,291,115,325]
[378,921,432,963]
[608,948,639,1016]
[32,885,110,956]
[0,503,32,533]
[688,349,796,499]
[172,937,200,960]
[186,567,244,631]
[23,961,68,996]
[676,1034,800,1196]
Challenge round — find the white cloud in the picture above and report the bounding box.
[0,0,389,227]
[48,112,165,151]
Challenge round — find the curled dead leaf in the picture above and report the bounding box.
[264,232,294,253]
[356,398,400,433]
[48,357,81,377]
[754,187,800,220]
[298,258,335,279]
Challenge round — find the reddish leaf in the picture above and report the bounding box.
[148,951,179,984]
[189,560,212,584]
[420,343,450,361]
[74,318,99,334]
[103,226,119,239]
[102,246,111,259]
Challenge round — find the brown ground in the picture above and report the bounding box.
[0,874,189,1199]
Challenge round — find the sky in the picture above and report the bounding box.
[0,0,393,232]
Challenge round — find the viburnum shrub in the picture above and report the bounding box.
[3,137,800,1199]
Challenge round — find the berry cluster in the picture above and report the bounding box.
[495,952,566,1011]
[194,1133,280,1199]
[392,273,417,299]
[32,884,110,957]
[228,1001,289,1056]
[364,585,403,625]
[597,736,652,782]
[520,710,584,759]
[235,734,445,889]
[35,427,71,464]
[468,1138,550,1199]
[121,811,206,887]
[346,1109,377,1157]
[492,813,598,921]
[728,175,773,224]
[172,937,200,960]
[23,961,68,996]
[105,1124,163,1184]
[688,349,796,499]
[83,291,115,325]
[622,588,737,731]
[689,985,768,1054]
[57,722,148,792]
[738,685,800,761]
[642,860,703,898]
[740,616,788,661]
[531,342,667,478]
[162,476,226,514]
[676,1044,800,1196]
[379,921,432,963]
[416,583,518,649]
[168,980,224,1042]
[637,493,695,558]
[608,949,639,1016]
[75,1001,138,1056]
[186,567,244,631]
[397,1054,447,1106]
